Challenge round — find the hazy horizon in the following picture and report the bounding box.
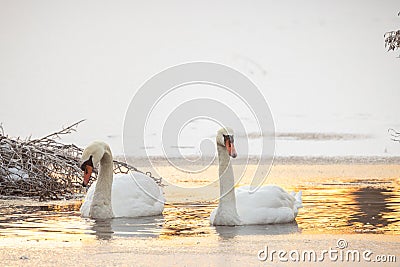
[1,1,399,157]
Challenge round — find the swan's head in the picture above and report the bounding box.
[216,127,237,158]
[80,141,107,187]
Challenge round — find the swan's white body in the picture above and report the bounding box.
[80,172,164,218]
[210,128,302,225]
[210,185,302,225]
[80,141,164,219]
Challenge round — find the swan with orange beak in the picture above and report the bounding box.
[79,141,164,219]
[211,127,302,225]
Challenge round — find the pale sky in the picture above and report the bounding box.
[0,0,399,156]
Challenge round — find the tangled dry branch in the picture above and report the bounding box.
[0,121,162,200]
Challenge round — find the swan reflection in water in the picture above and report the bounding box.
[89,205,300,240]
[348,187,399,233]
[91,215,164,240]
[215,222,300,239]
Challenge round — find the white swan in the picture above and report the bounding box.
[79,141,164,219]
[210,128,302,225]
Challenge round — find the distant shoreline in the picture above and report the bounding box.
[118,155,400,167]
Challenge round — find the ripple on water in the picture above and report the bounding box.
[0,179,399,242]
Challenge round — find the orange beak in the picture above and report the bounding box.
[225,139,237,158]
[83,165,93,187]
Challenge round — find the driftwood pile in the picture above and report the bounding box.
[0,120,162,200]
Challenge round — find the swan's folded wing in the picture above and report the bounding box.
[111,172,164,217]
[236,185,295,209]
[236,185,299,224]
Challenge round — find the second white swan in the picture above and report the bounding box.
[210,128,302,225]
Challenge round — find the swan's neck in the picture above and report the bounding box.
[90,146,114,218]
[214,144,241,225]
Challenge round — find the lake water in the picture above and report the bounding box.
[1,177,399,243]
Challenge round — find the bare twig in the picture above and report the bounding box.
[28,119,86,144]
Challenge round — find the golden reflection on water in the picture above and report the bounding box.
[294,182,400,234]
[0,178,399,242]
[0,202,91,242]
[160,203,217,238]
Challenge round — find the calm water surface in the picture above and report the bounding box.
[0,180,399,242]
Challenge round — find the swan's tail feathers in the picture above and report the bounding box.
[295,191,303,208]
[291,190,303,217]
